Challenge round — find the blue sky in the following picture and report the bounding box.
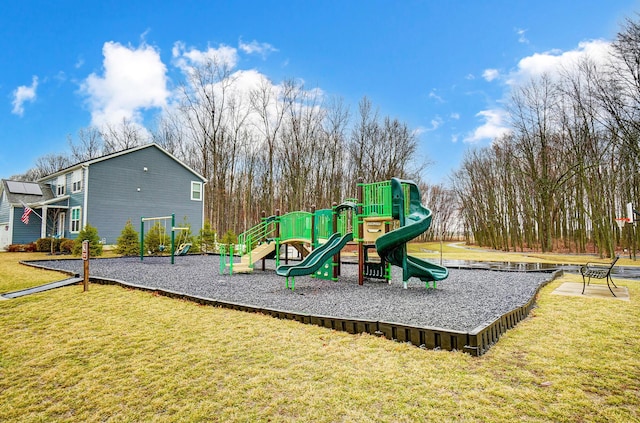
[2,0,639,183]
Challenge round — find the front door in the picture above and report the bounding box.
[57,212,66,238]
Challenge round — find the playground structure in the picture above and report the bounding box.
[221,177,449,289]
[140,214,192,264]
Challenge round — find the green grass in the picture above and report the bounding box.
[0,252,67,292]
[1,251,639,421]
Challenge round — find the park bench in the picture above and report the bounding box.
[580,256,619,297]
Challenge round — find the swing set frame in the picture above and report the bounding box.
[140,214,190,264]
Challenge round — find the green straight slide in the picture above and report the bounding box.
[375,178,449,288]
[276,232,353,290]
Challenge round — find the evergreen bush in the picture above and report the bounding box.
[72,224,103,257]
[115,220,140,256]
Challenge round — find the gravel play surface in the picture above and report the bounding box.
[29,255,552,332]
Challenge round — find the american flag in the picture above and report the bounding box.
[21,206,33,224]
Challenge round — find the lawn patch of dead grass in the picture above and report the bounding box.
[0,251,638,421]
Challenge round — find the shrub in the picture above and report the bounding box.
[198,222,216,253]
[35,237,71,253]
[115,220,140,256]
[36,238,51,253]
[174,217,199,254]
[7,243,37,252]
[220,229,237,246]
[60,239,75,254]
[72,224,103,257]
[144,222,170,255]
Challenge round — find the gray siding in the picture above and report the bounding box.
[41,171,82,240]
[12,208,41,244]
[87,146,204,244]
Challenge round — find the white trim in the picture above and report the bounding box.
[70,206,82,233]
[71,169,82,193]
[56,175,66,196]
[3,207,13,249]
[9,206,14,245]
[201,182,206,234]
[58,212,66,237]
[37,143,206,183]
[191,181,203,201]
[17,195,70,208]
[40,206,48,238]
[82,165,89,229]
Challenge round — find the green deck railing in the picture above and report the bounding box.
[237,216,277,256]
[359,180,411,218]
[280,211,312,242]
[361,180,392,217]
[314,209,334,245]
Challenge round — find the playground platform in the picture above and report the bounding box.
[24,255,554,356]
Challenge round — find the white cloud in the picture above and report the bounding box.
[11,76,39,116]
[482,68,500,82]
[464,109,511,143]
[516,28,529,44]
[417,116,444,135]
[507,39,612,86]
[428,89,444,103]
[81,42,169,127]
[172,41,239,71]
[466,40,613,144]
[239,39,277,58]
[450,112,460,120]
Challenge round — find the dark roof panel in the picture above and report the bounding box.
[5,180,43,195]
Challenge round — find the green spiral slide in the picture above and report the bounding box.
[375,178,449,288]
[276,231,353,290]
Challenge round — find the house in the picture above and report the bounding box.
[0,143,206,251]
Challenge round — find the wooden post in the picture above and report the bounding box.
[82,240,89,292]
[357,177,364,285]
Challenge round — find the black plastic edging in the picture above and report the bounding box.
[20,260,562,356]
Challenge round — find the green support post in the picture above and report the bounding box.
[357,177,364,285]
[171,213,176,265]
[332,202,339,281]
[275,209,281,268]
[140,217,144,261]
[219,245,225,275]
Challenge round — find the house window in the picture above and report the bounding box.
[71,170,82,193]
[191,181,202,201]
[70,207,81,233]
[56,175,66,196]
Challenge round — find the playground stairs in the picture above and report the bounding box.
[232,242,276,273]
[291,242,311,258]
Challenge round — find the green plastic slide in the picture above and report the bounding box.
[276,232,353,290]
[375,178,449,288]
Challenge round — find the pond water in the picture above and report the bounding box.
[440,259,640,279]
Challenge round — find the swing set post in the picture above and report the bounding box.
[171,213,176,264]
[140,214,176,263]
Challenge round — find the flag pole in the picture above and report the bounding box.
[19,200,43,220]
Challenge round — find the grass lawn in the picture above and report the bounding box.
[1,250,639,421]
